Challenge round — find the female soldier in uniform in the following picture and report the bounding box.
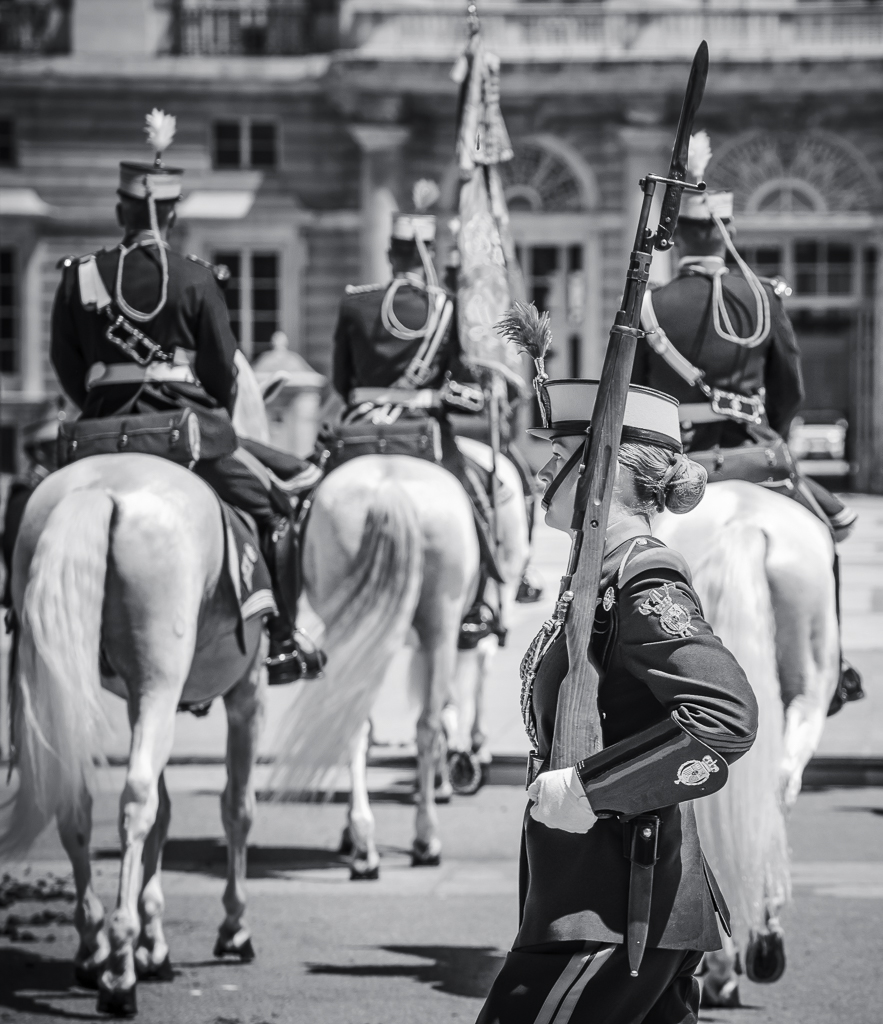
[475,381,758,1024]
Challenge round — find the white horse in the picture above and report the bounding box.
[1,352,275,1016]
[656,479,840,1006]
[257,433,530,879]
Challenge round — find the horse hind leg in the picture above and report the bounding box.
[215,656,264,961]
[134,772,174,982]
[57,788,110,990]
[345,720,380,880]
[99,686,179,1018]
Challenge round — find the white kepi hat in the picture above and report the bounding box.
[528,379,683,453]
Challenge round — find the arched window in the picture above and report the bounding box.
[708,130,880,214]
[497,136,597,213]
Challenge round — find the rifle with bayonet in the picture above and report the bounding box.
[549,42,710,769]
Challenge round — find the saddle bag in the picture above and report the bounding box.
[690,435,796,488]
[58,407,203,469]
[320,415,442,471]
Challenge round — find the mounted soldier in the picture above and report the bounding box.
[330,186,506,644]
[48,110,322,685]
[634,131,861,705]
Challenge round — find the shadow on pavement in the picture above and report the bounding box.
[95,838,351,876]
[308,944,505,998]
[0,947,99,1020]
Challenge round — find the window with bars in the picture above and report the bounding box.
[735,240,859,298]
[212,120,278,170]
[0,249,17,374]
[214,249,279,360]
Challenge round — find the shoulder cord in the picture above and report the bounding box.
[114,185,169,324]
[380,233,442,341]
[707,210,770,349]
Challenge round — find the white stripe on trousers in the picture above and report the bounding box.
[533,946,616,1024]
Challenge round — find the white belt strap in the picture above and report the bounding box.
[640,291,705,388]
[78,255,113,312]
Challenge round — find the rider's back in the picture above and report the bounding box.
[634,266,803,440]
[51,247,237,418]
[333,282,468,396]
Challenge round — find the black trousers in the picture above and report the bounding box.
[193,452,286,531]
[476,943,702,1024]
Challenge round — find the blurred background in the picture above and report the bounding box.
[2,0,883,486]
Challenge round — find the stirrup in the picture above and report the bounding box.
[265,629,326,685]
[458,604,506,651]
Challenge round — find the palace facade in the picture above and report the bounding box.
[2,0,883,487]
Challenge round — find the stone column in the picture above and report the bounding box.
[619,125,675,287]
[348,125,410,285]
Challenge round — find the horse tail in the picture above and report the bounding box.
[0,489,113,857]
[269,478,424,797]
[691,522,791,950]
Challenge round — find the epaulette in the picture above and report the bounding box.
[759,275,792,299]
[186,253,231,285]
[618,539,693,590]
[345,282,385,296]
[56,250,102,270]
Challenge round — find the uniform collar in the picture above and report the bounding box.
[604,515,652,557]
[678,255,726,274]
[393,270,426,288]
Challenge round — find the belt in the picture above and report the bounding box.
[85,349,197,391]
[679,390,765,426]
[350,387,437,410]
[624,814,660,977]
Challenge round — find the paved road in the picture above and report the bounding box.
[1,771,881,1024]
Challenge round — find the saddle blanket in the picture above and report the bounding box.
[220,502,276,625]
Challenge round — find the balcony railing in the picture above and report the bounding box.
[172,2,313,56]
[339,2,883,61]
[0,0,71,54]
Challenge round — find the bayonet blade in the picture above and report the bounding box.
[655,41,709,251]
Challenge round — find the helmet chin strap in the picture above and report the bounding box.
[541,441,587,513]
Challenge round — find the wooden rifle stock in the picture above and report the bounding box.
[549,44,709,769]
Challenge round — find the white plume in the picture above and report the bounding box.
[412,178,440,213]
[687,130,712,183]
[144,109,176,158]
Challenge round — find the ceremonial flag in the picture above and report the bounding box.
[451,6,524,381]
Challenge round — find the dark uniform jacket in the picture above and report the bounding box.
[332,280,480,402]
[517,528,757,952]
[51,242,238,420]
[632,258,804,448]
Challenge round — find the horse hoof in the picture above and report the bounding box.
[411,839,442,867]
[435,780,453,804]
[97,984,137,1018]
[134,950,174,982]
[349,863,380,881]
[214,928,256,962]
[700,976,741,1008]
[339,826,354,856]
[75,961,103,990]
[449,751,483,795]
[746,930,786,984]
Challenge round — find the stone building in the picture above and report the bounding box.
[2,0,883,488]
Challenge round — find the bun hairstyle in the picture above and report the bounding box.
[617,443,707,515]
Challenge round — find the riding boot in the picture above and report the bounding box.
[802,476,858,543]
[827,551,865,716]
[261,515,326,686]
[459,566,508,650]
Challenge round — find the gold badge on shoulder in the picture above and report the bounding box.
[602,586,616,611]
[638,583,699,638]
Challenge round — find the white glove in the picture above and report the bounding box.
[528,766,598,834]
